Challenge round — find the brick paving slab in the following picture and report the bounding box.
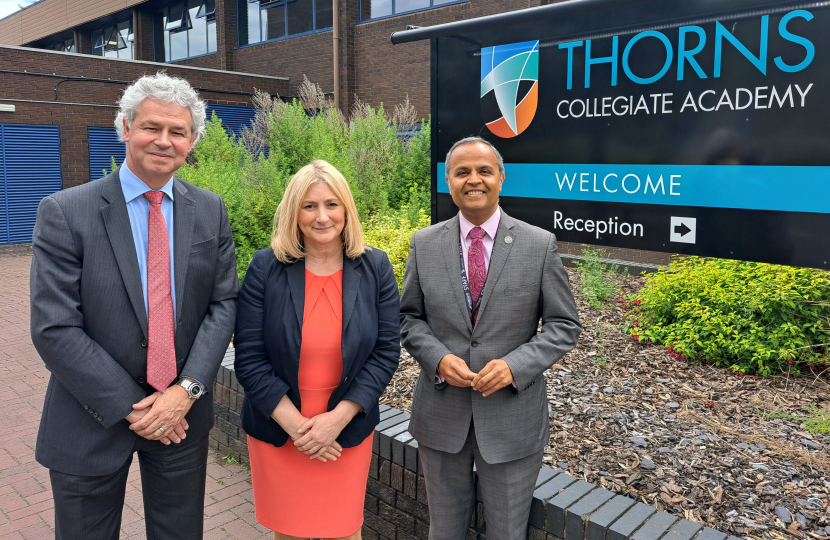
[0,251,269,539]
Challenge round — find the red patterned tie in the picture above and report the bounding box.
[468,226,487,326]
[144,191,177,391]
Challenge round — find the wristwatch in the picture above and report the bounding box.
[176,378,205,399]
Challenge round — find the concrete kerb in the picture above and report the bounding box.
[559,252,664,275]
[214,348,745,540]
[0,242,33,256]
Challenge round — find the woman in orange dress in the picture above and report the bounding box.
[234,160,401,540]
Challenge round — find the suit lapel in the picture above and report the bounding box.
[287,259,305,329]
[442,216,473,334]
[475,210,515,327]
[341,255,362,373]
[100,169,148,338]
[342,255,362,337]
[172,179,195,321]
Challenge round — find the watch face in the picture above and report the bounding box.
[190,384,203,397]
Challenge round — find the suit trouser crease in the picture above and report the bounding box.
[418,421,543,540]
[50,434,209,540]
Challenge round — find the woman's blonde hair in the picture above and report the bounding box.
[271,160,368,263]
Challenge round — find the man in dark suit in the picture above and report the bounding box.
[401,137,582,540]
[30,72,238,540]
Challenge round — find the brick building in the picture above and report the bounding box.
[0,0,554,241]
[0,0,671,264]
[0,0,561,128]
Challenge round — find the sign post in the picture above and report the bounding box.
[392,0,830,269]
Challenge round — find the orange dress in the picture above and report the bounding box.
[248,269,373,538]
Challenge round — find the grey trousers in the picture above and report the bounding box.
[419,422,544,540]
[50,433,209,540]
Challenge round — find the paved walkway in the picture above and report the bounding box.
[0,250,269,540]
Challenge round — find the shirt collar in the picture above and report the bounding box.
[459,207,501,241]
[119,161,175,204]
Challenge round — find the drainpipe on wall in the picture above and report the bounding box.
[332,0,340,112]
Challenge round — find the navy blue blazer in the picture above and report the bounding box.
[234,247,401,448]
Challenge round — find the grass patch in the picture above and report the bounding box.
[757,404,830,435]
[803,404,830,435]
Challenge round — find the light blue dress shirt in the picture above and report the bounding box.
[119,162,177,323]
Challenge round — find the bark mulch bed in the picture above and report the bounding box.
[381,268,830,540]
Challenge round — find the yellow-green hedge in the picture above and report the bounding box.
[363,207,431,291]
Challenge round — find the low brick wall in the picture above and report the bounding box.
[211,351,740,540]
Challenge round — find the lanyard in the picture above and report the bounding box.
[459,241,485,322]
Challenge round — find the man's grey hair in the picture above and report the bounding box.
[114,71,207,142]
[444,136,505,178]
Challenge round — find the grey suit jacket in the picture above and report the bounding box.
[401,210,581,464]
[30,168,238,476]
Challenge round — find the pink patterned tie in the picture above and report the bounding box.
[144,191,177,391]
[468,226,487,326]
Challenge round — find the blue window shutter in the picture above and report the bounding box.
[88,127,126,182]
[0,124,62,244]
[206,104,256,135]
[0,130,6,244]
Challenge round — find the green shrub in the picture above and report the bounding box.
[177,113,261,279]
[626,257,830,376]
[363,206,431,291]
[179,84,432,282]
[575,245,622,309]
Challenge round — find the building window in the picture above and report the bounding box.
[154,0,217,62]
[91,21,133,59]
[359,0,459,21]
[238,0,332,46]
[46,38,75,53]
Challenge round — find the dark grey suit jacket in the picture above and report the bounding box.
[401,210,581,464]
[30,169,238,476]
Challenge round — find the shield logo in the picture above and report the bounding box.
[480,40,539,138]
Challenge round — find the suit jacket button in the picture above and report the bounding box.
[83,404,89,410]
[137,377,146,384]
[471,341,479,348]
[97,417,103,422]
[141,340,147,348]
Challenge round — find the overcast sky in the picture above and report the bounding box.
[0,0,37,22]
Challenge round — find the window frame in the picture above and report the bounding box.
[91,20,134,59]
[357,0,467,23]
[195,0,216,21]
[237,0,332,48]
[46,38,75,52]
[165,4,192,32]
[154,0,218,62]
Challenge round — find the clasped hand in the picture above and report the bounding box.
[438,354,513,397]
[126,386,193,445]
[289,411,346,463]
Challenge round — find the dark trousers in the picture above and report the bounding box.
[50,434,209,540]
[419,422,543,540]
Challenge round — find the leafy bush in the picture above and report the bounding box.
[363,206,431,291]
[626,257,830,376]
[575,245,623,309]
[179,81,432,281]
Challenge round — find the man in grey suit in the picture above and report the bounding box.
[401,137,582,540]
[30,72,238,540]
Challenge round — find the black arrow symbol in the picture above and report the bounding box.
[674,223,692,237]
